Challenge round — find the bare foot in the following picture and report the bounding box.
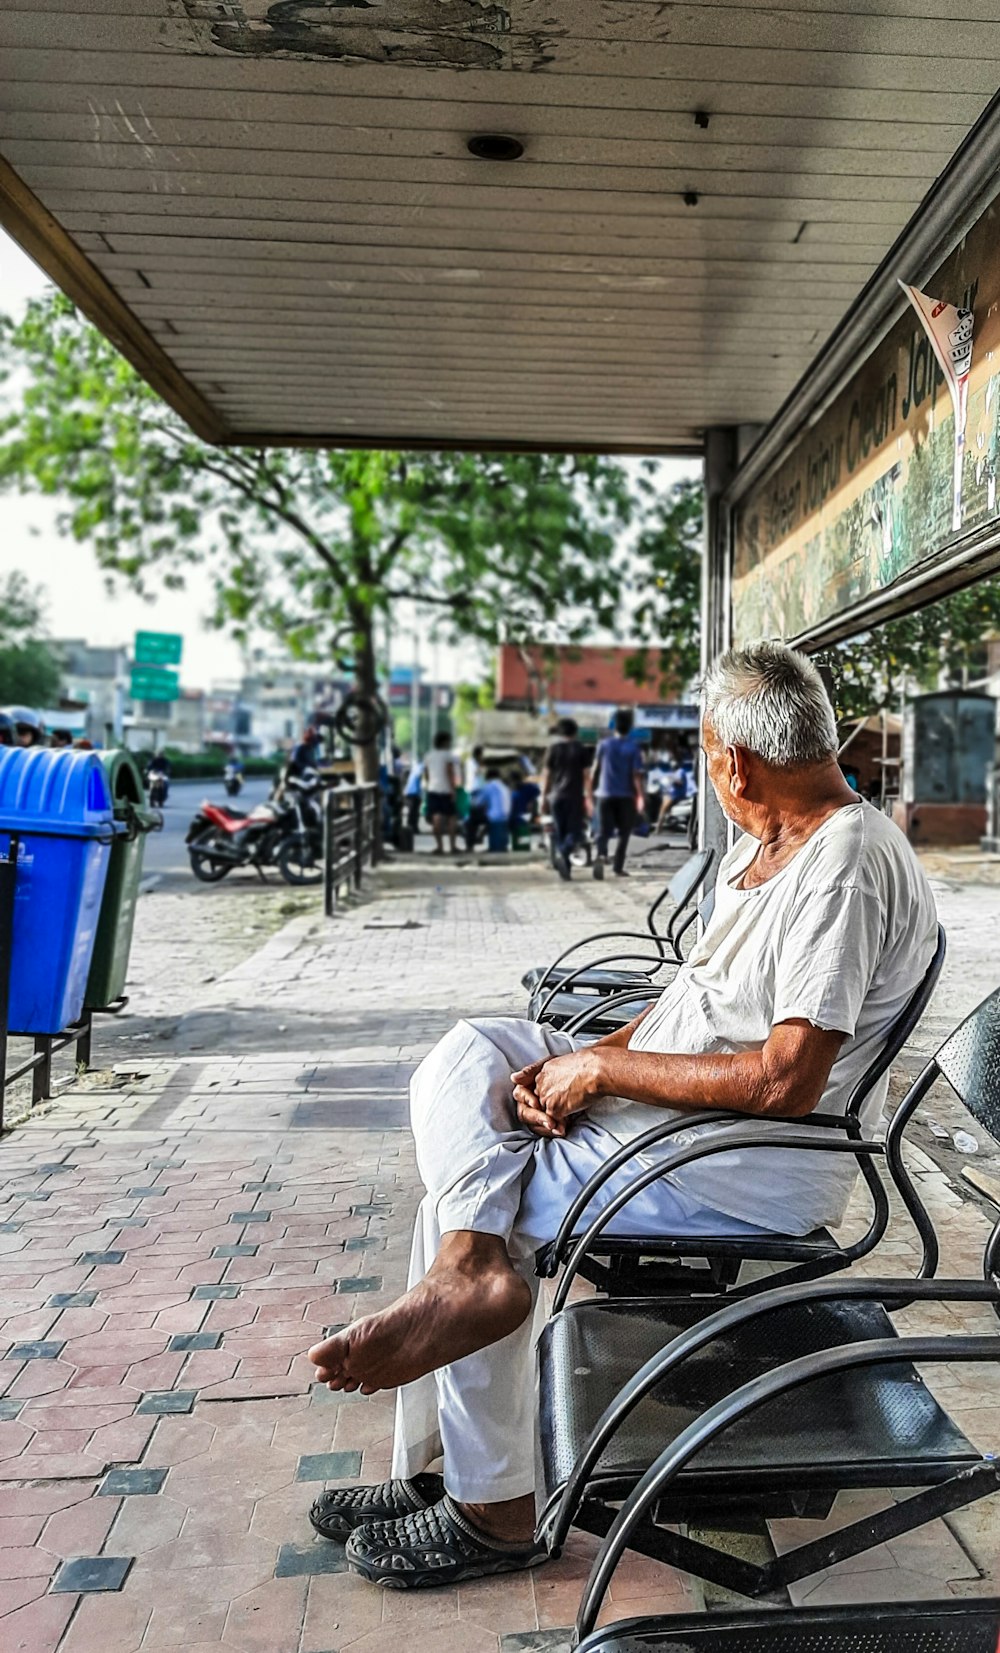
[307,1233,530,1395]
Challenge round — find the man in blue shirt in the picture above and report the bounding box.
[587,707,644,878]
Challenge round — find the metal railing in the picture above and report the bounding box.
[0,837,126,1135]
[323,783,382,917]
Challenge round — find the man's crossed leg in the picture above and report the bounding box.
[306,1017,757,1587]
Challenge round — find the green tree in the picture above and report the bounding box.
[822,582,1000,721]
[0,571,61,707]
[451,674,496,742]
[0,294,633,778]
[626,475,703,696]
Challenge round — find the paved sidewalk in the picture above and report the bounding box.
[1,845,999,1651]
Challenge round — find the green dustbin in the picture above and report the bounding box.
[85,749,161,1010]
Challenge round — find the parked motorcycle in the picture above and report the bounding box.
[223,760,243,798]
[186,770,323,885]
[273,770,324,885]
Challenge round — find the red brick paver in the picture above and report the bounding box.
[1,854,998,1650]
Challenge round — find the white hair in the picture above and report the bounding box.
[702,641,837,768]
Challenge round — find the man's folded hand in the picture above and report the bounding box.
[533,1049,603,1124]
[512,1080,564,1137]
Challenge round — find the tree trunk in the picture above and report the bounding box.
[351,612,381,785]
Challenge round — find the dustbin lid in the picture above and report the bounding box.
[0,747,118,839]
[99,748,159,830]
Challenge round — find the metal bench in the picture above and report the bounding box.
[535,982,1000,1631]
[523,848,714,1026]
[536,925,945,1300]
[574,1598,1000,1653]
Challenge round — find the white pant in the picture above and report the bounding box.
[391,1017,762,1503]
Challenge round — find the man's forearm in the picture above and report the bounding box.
[590,1044,809,1119]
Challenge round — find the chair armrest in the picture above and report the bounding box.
[532,929,669,1000]
[552,1128,884,1311]
[571,1322,1000,1641]
[532,948,676,1024]
[545,1272,1000,1555]
[539,1110,751,1278]
[562,983,671,1037]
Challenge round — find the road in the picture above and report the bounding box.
[141,776,275,891]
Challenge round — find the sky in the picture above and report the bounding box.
[0,228,699,692]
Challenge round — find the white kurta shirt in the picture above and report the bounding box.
[592,801,938,1234]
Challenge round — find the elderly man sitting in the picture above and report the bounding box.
[306,641,937,1589]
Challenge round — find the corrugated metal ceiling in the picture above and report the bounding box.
[2,0,998,452]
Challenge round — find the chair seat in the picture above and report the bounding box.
[522,964,654,995]
[535,1225,840,1280]
[576,1599,1000,1653]
[537,1296,975,1523]
[531,989,658,1028]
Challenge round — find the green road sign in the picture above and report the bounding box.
[130,665,180,702]
[134,630,183,666]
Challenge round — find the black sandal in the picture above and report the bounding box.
[345,1495,547,1589]
[309,1472,445,1542]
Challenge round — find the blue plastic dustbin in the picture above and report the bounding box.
[0,747,119,1034]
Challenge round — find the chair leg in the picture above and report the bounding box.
[571,1465,1000,1603]
[767,1462,1000,1591]
[573,1498,778,1600]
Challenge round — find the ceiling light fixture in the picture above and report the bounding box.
[467,134,524,161]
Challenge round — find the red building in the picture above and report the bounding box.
[497,644,679,710]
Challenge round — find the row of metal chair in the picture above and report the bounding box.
[521,875,1000,1649]
[523,846,716,1028]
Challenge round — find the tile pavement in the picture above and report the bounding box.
[0,845,998,1649]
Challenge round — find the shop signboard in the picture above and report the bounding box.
[732,197,1000,646]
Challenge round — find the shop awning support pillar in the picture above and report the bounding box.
[698,426,763,871]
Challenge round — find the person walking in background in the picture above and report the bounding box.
[403,758,424,839]
[458,743,486,845]
[588,707,644,879]
[464,744,485,797]
[508,767,540,849]
[480,767,512,852]
[540,717,588,881]
[424,729,460,855]
[656,746,688,831]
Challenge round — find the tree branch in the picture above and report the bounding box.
[373,527,412,581]
[385,586,472,612]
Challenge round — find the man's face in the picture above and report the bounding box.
[15,725,34,748]
[701,717,750,828]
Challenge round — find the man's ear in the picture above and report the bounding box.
[728,745,751,796]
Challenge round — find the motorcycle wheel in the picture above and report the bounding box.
[276,835,323,886]
[189,830,232,883]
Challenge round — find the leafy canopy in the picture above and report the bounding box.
[624,474,702,696]
[0,572,61,707]
[823,581,1000,721]
[0,292,636,680]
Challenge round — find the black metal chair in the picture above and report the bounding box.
[535,983,1000,1633]
[532,887,718,1040]
[574,1597,1000,1653]
[544,888,720,1040]
[537,925,946,1299]
[522,848,714,1026]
